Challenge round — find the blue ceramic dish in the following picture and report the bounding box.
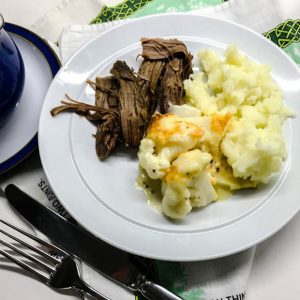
[0,22,61,175]
[0,14,25,127]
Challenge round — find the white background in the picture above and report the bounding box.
[1,0,300,299]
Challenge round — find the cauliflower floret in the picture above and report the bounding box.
[138,113,203,180]
[161,149,217,219]
[138,138,170,179]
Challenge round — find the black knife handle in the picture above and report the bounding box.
[133,274,183,300]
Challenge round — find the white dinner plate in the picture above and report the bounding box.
[0,23,60,175]
[39,14,300,261]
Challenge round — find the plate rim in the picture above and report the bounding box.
[0,23,61,175]
[39,13,300,261]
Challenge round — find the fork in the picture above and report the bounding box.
[0,219,110,299]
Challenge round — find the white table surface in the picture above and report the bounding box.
[1,1,300,299]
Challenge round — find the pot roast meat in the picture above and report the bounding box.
[140,37,193,113]
[50,94,115,121]
[95,113,121,160]
[140,37,193,78]
[50,93,121,160]
[110,60,149,147]
[95,76,119,110]
[138,60,165,115]
[141,37,190,59]
[158,58,185,113]
[93,76,122,159]
[51,37,194,160]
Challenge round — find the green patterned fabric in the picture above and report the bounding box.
[91,0,152,23]
[132,0,222,18]
[264,19,300,48]
[90,0,228,24]
[264,19,300,66]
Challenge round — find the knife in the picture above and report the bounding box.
[4,184,183,300]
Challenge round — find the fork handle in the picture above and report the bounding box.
[75,280,110,300]
[139,280,183,300]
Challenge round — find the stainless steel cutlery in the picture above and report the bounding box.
[4,184,183,300]
[0,219,109,299]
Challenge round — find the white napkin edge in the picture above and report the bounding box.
[58,0,289,64]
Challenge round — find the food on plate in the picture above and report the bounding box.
[51,38,295,220]
[185,45,295,182]
[140,38,193,113]
[51,38,193,159]
[137,105,255,219]
[137,45,295,219]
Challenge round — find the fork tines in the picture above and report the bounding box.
[0,219,66,283]
[0,219,109,300]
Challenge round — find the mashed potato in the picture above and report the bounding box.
[138,45,295,219]
[185,45,295,183]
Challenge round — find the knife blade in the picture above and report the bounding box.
[4,184,183,300]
